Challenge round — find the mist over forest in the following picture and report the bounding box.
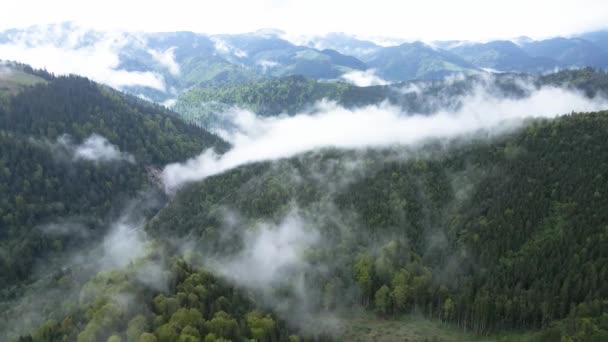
[1,5,608,341]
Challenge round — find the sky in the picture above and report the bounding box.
[2,0,608,41]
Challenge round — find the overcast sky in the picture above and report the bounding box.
[2,0,607,41]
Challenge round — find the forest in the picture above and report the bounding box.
[0,64,607,342]
[173,68,608,131]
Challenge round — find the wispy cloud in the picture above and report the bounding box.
[148,46,180,76]
[340,69,389,86]
[210,36,247,58]
[53,133,135,163]
[0,24,167,91]
[162,85,608,193]
[211,211,319,289]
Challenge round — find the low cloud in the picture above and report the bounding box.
[54,133,135,163]
[340,69,389,86]
[38,220,90,238]
[211,211,319,289]
[211,36,247,58]
[162,85,608,193]
[1,190,165,340]
[73,134,135,163]
[162,98,177,107]
[204,209,336,333]
[148,47,180,76]
[257,59,279,72]
[101,218,147,269]
[0,24,167,91]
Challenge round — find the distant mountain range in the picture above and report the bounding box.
[2,23,608,104]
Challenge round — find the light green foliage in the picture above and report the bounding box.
[246,311,276,341]
[138,332,158,342]
[127,315,148,342]
[108,335,122,342]
[374,285,392,315]
[205,311,238,340]
[354,254,375,305]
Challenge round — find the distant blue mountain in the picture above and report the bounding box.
[448,40,559,73]
[366,41,480,81]
[520,37,608,68]
[3,24,608,104]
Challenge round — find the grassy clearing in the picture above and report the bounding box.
[338,311,534,342]
[0,67,46,99]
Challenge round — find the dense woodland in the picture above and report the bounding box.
[146,111,608,341]
[0,68,227,326]
[1,65,607,341]
[174,68,608,130]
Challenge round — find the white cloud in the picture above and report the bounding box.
[211,36,247,57]
[73,134,135,163]
[256,59,279,73]
[162,86,608,193]
[340,69,389,87]
[148,47,180,76]
[211,212,319,289]
[55,133,135,163]
[162,98,177,107]
[1,1,606,41]
[0,25,167,91]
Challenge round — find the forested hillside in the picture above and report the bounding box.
[143,111,608,341]
[0,65,227,316]
[22,108,607,341]
[174,68,608,130]
[1,63,608,342]
[173,73,526,127]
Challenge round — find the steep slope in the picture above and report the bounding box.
[0,65,227,296]
[212,32,368,78]
[146,110,608,340]
[0,62,48,102]
[366,42,480,81]
[173,69,608,132]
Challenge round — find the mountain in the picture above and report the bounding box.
[172,73,517,129]
[144,109,608,341]
[448,40,559,73]
[0,63,227,327]
[366,41,481,81]
[4,23,608,108]
[520,37,608,68]
[0,24,368,104]
[578,30,608,51]
[173,69,608,132]
[2,61,608,341]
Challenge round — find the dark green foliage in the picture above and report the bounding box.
[148,111,608,336]
[537,67,608,97]
[0,70,227,297]
[1,75,227,164]
[174,69,608,132]
[4,64,608,341]
[174,75,353,125]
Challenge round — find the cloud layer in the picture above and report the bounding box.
[162,85,608,192]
